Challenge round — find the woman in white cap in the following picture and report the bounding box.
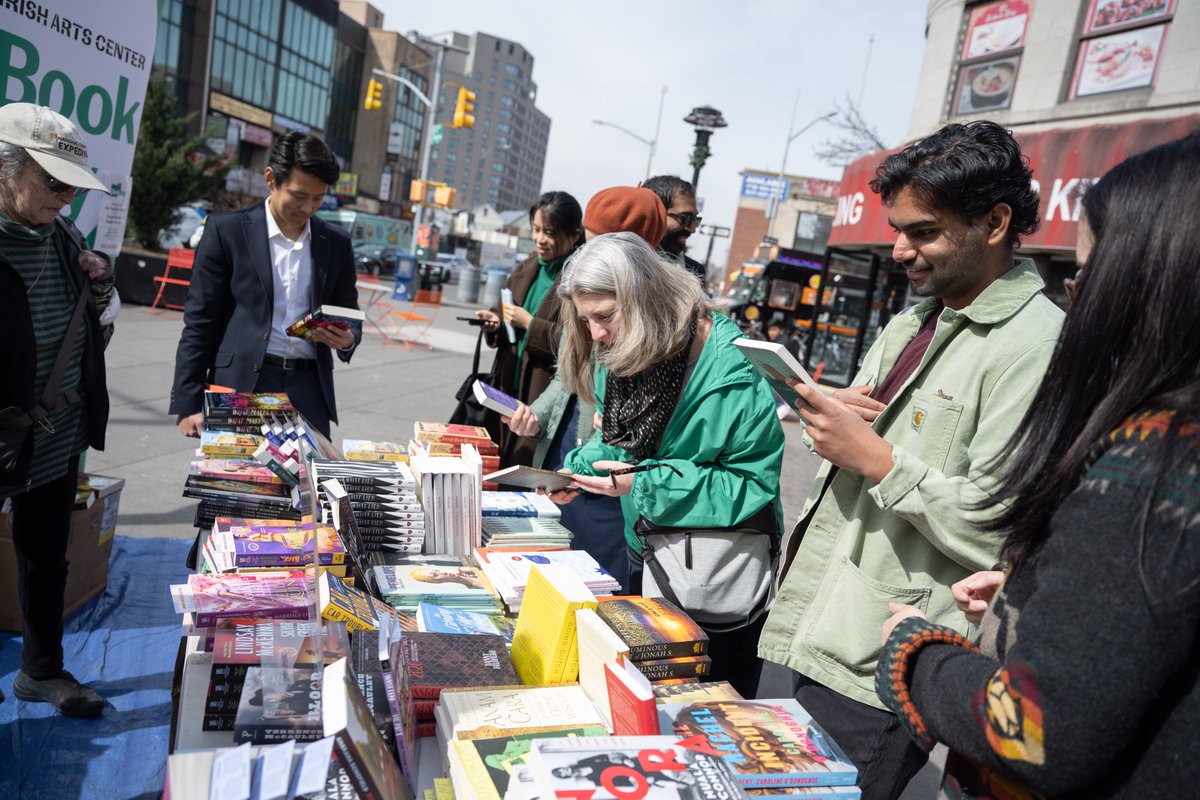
[0,102,116,717]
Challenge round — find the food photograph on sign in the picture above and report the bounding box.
[955,56,1021,114]
[1073,23,1166,97]
[1085,0,1173,33]
[962,0,1032,60]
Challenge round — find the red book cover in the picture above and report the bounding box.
[604,659,658,736]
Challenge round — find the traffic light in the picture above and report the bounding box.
[433,185,456,207]
[409,179,426,203]
[453,86,476,129]
[363,79,383,111]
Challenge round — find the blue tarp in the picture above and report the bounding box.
[0,536,192,800]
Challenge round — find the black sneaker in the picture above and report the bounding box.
[12,670,105,717]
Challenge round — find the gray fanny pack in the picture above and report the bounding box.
[635,503,780,633]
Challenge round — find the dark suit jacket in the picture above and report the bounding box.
[169,203,359,422]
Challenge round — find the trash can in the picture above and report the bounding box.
[479,267,508,309]
[456,263,482,304]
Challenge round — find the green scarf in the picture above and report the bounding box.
[0,209,55,244]
[514,255,566,385]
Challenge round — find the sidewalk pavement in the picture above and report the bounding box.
[88,297,824,540]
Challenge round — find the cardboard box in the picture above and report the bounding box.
[0,474,124,633]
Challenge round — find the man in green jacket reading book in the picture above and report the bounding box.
[758,121,1064,800]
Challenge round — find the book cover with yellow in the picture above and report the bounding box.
[510,564,597,684]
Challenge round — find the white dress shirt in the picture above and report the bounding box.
[263,199,317,359]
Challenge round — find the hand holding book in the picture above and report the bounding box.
[286,305,363,349]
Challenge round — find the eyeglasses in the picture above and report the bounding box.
[607,462,684,478]
[667,211,702,230]
[35,166,87,198]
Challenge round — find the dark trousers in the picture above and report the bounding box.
[255,360,332,438]
[8,457,80,678]
[792,673,929,800]
[627,550,767,700]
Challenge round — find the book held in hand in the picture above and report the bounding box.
[482,465,576,493]
[734,337,822,412]
[471,380,521,416]
[287,305,365,341]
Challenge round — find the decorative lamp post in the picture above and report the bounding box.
[683,105,727,191]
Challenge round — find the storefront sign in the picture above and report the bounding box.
[0,0,156,256]
[209,91,273,128]
[741,173,789,201]
[241,121,275,147]
[962,0,1032,60]
[273,113,310,134]
[827,114,1200,250]
[1085,0,1174,33]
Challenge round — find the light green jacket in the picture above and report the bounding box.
[565,312,785,550]
[758,260,1064,709]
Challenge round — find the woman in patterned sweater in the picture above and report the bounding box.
[876,133,1200,798]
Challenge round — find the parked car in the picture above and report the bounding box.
[435,253,470,284]
[354,244,396,276]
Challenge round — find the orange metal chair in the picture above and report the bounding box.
[150,248,195,312]
[384,289,442,350]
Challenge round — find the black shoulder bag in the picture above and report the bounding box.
[448,325,503,442]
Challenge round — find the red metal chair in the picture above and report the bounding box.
[150,248,194,312]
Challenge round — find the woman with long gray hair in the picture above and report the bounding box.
[552,231,785,697]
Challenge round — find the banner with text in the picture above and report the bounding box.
[0,0,157,255]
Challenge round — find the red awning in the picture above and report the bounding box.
[827,114,1200,250]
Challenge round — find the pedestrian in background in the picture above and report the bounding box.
[878,133,1200,800]
[475,191,583,467]
[0,103,116,717]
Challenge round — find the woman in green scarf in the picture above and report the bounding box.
[475,191,583,467]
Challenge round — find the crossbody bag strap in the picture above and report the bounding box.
[32,287,90,431]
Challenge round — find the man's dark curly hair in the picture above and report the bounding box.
[869,120,1040,246]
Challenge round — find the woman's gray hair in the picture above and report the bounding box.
[0,141,31,182]
[556,231,716,403]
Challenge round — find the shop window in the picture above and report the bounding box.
[949,0,1033,117]
[1068,0,1174,99]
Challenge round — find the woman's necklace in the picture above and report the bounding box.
[24,239,53,295]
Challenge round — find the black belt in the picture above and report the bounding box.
[263,353,317,372]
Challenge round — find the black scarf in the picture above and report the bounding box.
[601,320,696,460]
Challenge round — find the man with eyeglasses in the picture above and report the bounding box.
[642,175,707,285]
[0,103,117,717]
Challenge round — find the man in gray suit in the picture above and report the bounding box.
[169,132,359,437]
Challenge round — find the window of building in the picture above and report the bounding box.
[276,3,335,129]
[795,212,834,254]
[505,64,522,79]
[503,79,517,92]
[448,139,458,149]
[490,75,496,86]
[508,43,514,55]
[1068,0,1175,99]
[445,152,457,162]
[500,95,514,107]
[210,0,282,111]
[388,66,428,162]
[495,40,501,51]
[499,110,512,121]
[490,175,502,185]
[497,123,510,133]
[445,165,456,177]
[492,162,504,173]
[488,188,500,198]
[431,148,439,160]
[947,0,1032,117]
[492,58,499,70]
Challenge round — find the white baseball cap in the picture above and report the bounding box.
[0,102,110,194]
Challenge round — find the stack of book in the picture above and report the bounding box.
[480,516,572,549]
[596,596,713,681]
[183,476,299,531]
[202,390,294,434]
[473,547,621,613]
[200,618,348,737]
[480,491,562,519]
[407,449,483,557]
[201,518,349,580]
[509,564,597,684]
[371,554,503,617]
[170,570,315,629]
[409,421,500,475]
[400,631,518,739]
[312,460,425,557]
[342,439,409,463]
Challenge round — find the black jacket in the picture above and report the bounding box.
[168,204,359,422]
[0,217,110,494]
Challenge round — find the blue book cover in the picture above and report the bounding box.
[415,602,514,643]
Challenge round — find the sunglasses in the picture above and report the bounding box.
[35,166,87,198]
[667,211,701,229]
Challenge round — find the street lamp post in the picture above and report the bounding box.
[592,85,667,181]
[684,106,727,192]
[765,93,835,242]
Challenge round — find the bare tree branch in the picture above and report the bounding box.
[814,94,889,167]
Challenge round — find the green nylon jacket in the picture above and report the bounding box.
[758,260,1064,710]
[564,311,786,551]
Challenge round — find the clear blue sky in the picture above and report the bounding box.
[374,0,929,267]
